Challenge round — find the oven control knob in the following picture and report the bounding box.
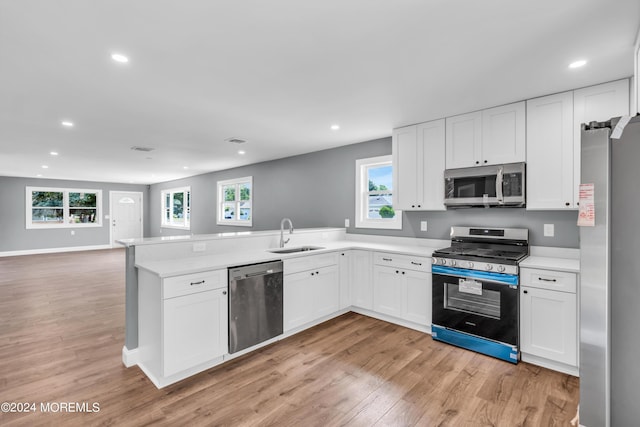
[485,264,493,271]
[467,261,474,269]
[432,257,437,264]
[497,265,505,272]
[439,258,447,265]
[450,260,457,267]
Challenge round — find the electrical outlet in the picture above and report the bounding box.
[544,224,555,237]
[420,221,427,231]
[193,242,206,252]
[344,218,350,227]
[70,230,75,236]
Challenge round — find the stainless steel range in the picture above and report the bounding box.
[431,226,529,363]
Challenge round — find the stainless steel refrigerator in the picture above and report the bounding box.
[580,115,640,427]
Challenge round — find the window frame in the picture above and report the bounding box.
[355,155,402,230]
[216,176,253,227]
[26,186,103,229]
[160,186,191,230]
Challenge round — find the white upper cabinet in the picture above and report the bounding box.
[446,102,525,168]
[526,91,575,210]
[445,111,482,168]
[481,102,526,165]
[573,79,630,202]
[392,119,445,211]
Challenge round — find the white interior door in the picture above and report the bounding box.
[111,191,143,246]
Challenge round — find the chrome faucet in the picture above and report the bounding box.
[280,218,293,248]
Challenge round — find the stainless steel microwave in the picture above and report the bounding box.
[444,162,526,208]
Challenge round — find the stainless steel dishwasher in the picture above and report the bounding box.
[228,260,283,354]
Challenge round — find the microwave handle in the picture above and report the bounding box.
[496,166,504,204]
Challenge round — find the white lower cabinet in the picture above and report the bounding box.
[351,250,373,309]
[372,252,431,327]
[520,267,578,373]
[137,268,228,387]
[283,253,340,332]
[164,287,228,377]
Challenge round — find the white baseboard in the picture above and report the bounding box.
[521,352,579,377]
[122,346,139,367]
[0,244,113,258]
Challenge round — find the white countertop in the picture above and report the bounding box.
[520,255,580,273]
[136,240,441,278]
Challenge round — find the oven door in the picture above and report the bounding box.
[432,265,518,346]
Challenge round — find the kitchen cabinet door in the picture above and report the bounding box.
[163,288,228,377]
[393,120,446,211]
[481,101,526,166]
[446,111,482,169]
[393,125,419,210]
[520,286,577,367]
[573,79,630,203]
[313,265,340,318]
[526,91,575,209]
[283,270,313,332]
[351,250,373,309]
[403,269,431,326]
[373,265,403,318]
[338,251,351,310]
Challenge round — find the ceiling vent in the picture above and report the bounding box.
[225,137,247,144]
[130,146,155,152]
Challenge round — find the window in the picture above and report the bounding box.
[161,187,191,229]
[217,177,252,226]
[355,156,402,229]
[26,187,102,229]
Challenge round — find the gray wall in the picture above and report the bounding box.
[151,137,580,248]
[0,176,150,252]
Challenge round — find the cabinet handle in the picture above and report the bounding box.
[401,271,405,275]
[538,277,557,282]
[565,202,570,206]
[523,290,528,294]
[484,160,488,164]
[395,270,399,274]
[341,253,345,256]
[222,291,227,295]
[190,280,205,286]
[417,205,421,208]
[411,261,422,266]
[475,161,480,165]
[311,272,315,276]
[382,257,393,262]
[316,271,319,275]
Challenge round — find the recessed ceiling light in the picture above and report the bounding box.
[61,121,74,127]
[50,151,59,156]
[331,124,340,130]
[569,60,587,69]
[111,53,129,63]
[41,165,49,169]
[36,174,42,177]
[238,150,246,155]
[183,166,189,170]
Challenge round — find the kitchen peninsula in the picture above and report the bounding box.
[121,227,578,388]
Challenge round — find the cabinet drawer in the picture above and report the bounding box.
[373,252,431,273]
[163,269,227,299]
[520,268,576,293]
[284,252,338,275]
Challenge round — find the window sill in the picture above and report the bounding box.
[216,220,253,227]
[27,223,103,229]
[161,224,191,231]
[354,219,402,230]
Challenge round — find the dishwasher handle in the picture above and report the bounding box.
[244,269,275,278]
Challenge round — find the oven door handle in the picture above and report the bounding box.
[432,265,518,286]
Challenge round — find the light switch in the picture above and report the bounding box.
[344,218,350,227]
[420,221,427,231]
[544,224,555,237]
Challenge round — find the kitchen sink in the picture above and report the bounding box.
[267,245,325,254]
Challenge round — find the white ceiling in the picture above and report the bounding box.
[1,0,638,184]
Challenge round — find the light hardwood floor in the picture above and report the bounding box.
[0,249,579,426]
